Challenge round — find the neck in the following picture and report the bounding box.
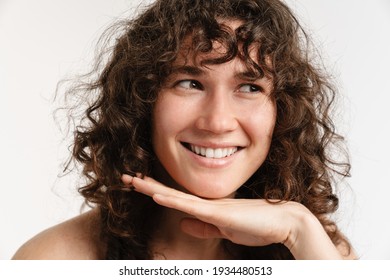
[150,208,229,260]
[150,162,229,259]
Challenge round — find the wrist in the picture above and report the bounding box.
[283,203,342,260]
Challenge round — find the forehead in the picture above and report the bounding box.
[176,19,237,62]
[169,18,273,78]
[174,34,260,68]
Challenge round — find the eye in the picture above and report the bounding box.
[238,84,263,94]
[176,80,203,90]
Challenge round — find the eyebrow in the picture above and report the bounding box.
[170,65,269,82]
[235,71,265,81]
[170,65,205,76]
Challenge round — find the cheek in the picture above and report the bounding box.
[246,101,276,141]
[153,91,200,130]
[152,95,191,150]
[152,107,171,153]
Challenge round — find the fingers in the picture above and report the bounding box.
[121,174,201,201]
[122,174,233,228]
[121,174,134,185]
[153,193,225,227]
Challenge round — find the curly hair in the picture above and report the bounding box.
[62,0,351,259]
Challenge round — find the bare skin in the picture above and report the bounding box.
[12,20,355,261]
[122,175,352,260]
[12,210,104,260]
[12,175,354,260]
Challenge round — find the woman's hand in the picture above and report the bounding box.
[121,174,343,260]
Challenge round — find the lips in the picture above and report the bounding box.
[181,142,240,159]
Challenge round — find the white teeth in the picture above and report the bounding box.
[214,148,223,158]
[190,144,238,158]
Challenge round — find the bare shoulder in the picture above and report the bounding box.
[337,241,358,260]
[12,209,104,260]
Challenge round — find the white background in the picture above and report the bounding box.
[1,0,389,260]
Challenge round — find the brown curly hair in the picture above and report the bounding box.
[62,0,351,259]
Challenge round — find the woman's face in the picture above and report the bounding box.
[152,41,276,199]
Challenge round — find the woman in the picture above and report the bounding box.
[13,0,354,259]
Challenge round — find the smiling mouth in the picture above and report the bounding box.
[181,142,241,159]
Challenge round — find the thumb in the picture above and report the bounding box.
[180,218,224,239]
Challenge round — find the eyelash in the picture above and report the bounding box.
[174,79,263,94]
[175,80,204,90]
[238,84,263,94]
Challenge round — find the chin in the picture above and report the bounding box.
[183,180,239,199]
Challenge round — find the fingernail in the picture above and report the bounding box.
[121,174,133,184]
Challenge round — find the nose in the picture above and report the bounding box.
[195,90,239,134]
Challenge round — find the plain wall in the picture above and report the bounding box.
[1,0,389,259]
